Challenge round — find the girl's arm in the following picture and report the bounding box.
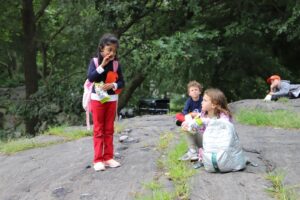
[87,59,107,82]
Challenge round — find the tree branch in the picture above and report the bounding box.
[35,0,52,23]
[117,1,162,37]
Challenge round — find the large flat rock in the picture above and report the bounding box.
[0,112,299,200]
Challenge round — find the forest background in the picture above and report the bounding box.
[1,0,299,138]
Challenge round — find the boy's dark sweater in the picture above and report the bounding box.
[182,96,203,115]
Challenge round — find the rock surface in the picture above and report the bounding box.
[0,99,300,200]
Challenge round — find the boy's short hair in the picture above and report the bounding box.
[187,80,203,93]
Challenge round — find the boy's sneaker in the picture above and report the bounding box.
[104,159,121,168]
[179,149,198,161]
[94,162,105,171]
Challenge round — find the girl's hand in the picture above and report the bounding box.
[181,122,189,131]
[102,83,114,91]
[101,53,114,67]
[190,112,198,118]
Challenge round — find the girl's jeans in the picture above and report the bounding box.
[91,100,117,163]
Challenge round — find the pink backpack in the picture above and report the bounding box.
[82,58,118,130]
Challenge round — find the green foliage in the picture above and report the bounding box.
[170,93,186,112]
[10,73,85,133]
[236,109,300,129]
[2,0,300,135]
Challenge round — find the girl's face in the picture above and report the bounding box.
[100,44,117,60]
[188,86,201,100]
[201,94,215,115]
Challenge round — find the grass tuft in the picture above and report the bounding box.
[266,171,298,200]
[0,125,92,154]
[45,126,92,140]
[236,109,300,129]
[0,138,61,154]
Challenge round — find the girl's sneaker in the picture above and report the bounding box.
[94,162,105,171]
[193,160,204,169]
[104,159,121,168]
[179,149,198,161]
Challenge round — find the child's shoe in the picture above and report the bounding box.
[104,159,121,168]
[179,149,198,161]
[193,160,204,169]
[94,162,105,171]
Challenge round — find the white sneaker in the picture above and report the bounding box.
[94,162,105,171]
[179,149,198,161]
[104,159,121,168]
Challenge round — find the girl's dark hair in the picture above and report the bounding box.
[98,33,119,50]
[97,33,119,60]
[204,88,232,118]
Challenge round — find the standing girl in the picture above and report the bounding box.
[87,33,125,171]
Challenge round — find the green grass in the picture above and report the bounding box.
[114,122,126,134]
[277,97,290,104]
[157,132,174,151]
[135,181,173,200]
[0,138,61,154]
[0,125,92,154]
[45,125,92,140]
[165,139,195,199]
[236,109,300,129]
[266,171,299,200]
[136,132,195,200]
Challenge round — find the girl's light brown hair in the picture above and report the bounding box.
[187,80,203,93]
[204,88,232,118]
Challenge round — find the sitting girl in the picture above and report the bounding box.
[181,88,233,168]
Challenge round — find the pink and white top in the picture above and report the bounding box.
[197,111,232,133]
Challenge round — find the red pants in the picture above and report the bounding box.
[91,100,116,163]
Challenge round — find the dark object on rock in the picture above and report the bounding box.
[119,108,135,118]
[52,187,72,198]
[121,137,140,144]
[116,146,129,151]
[175,120,182,126]
[138,98,170,115]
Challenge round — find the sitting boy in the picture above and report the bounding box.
[175,80,203,161]
[175,80,203,126]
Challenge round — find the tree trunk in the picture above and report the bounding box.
[22,0,38,135]
[118,72,146,112]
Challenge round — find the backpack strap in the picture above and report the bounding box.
[84,58,98,130]
[93,57,98,68]
[113,60,118,72]
[211,152,220,172]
